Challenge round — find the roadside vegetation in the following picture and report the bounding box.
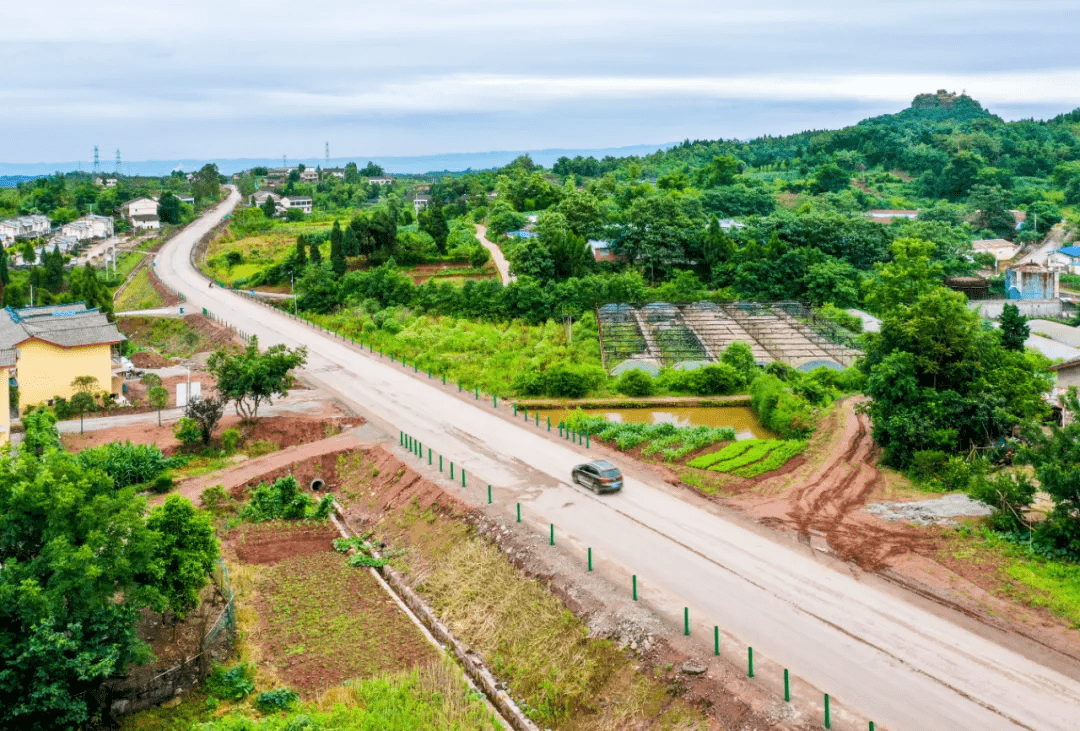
[115,267,166,311]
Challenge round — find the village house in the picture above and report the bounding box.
[864,209,919,224]
[368,177,395,186]
[177,194,195,206]
[972,238,1020,272]
[300,168,319,183]
[60,214,114,242]
[0,215,52,244]
[0,303,126,442]
[279,196,312,214]
[121,197,160,231]
[250,191,280,208]
[412,194,431,214]
[1048,245,1080,275]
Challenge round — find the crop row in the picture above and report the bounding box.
[732,441,806,478]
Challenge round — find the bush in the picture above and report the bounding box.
[684,363,744,396]
[151,474,174,494]
[174,416,202,447]
[515,364,607,398]
[200,483,231,513]
[616,369,655,397]
[206,663,255,700]
[77,441,172,489]
[241,475,333,522]
[255,688,300,712]
[750,374,816,439]
[221,428,241,454]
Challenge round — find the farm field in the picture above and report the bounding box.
[115,267,166,311]
[232,521,439,695]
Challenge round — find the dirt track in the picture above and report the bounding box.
[750,400,928,570]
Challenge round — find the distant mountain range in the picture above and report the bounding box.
[0,142,677,181]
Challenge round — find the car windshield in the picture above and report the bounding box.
[599,469,620,478]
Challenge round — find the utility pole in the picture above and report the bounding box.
[325,142,329,165]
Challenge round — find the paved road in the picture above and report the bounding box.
[475,224,514,284]
[1015,223,1070,267]
[156,189,1080,730]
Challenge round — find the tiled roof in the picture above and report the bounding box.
[1,304,125,349]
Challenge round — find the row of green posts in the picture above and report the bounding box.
[240,290,872,731]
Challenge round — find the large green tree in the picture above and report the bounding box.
[0,416,162,729]
[861,287,1050,468]
[207,337,308,421]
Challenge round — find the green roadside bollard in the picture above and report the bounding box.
[414,361,418,373]
[475,386,479,400]
[513,403,518,416]
[784,669,790,702]
[439,455,443,471]
[535,412,539,426]
[450,463,454,479]
[493,394,498,408]
[487,485,492,504]
[684,607,690,636]
[427,369,431,379]
[714,626,720,656]
[549,523,554,546]
[399,431,404,446]
[824,694,831,729]
[588,547,592,571]
[547,416,551,431]
[632,574,638,601]
[428,448,432,465]
[442,373,446,385]
[516,503,521,522]
[586,433,590,448]
[458,381,462,392]
[559,424,564,437]
[748,647,754,678]
[869,723,875,731]
[461,469,466,487]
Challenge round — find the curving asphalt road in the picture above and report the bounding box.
[156,188,1080,730]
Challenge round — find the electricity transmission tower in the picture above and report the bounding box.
[325,142,329,165]
[115,149,121,175]
[93,146,99,174]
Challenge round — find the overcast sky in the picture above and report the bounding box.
[3,0,1080,166]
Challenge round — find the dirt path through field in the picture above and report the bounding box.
[475,224,514,284]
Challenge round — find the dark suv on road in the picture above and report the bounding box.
[571,460,623,493]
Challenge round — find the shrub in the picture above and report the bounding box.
[255,688,299,712]
[151,474,174,494]
[616,369,654,397]
[720,341,758,383]
[221,428,241,454]
[245,439,279,457]
[200,483,231,513]
[77,441,172,489]
[684,363,744,396]
[750,374,816,439]
[174,416,202,447]
[206,663,255,700]
[241,475,333,522]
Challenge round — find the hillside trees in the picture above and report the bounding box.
[146,495,218,620]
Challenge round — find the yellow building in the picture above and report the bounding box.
[0,304,126,443]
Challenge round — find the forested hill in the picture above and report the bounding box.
[625,90,1079,184]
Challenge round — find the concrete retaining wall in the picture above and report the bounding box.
[969,298,1064,319]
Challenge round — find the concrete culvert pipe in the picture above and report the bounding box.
[310,478,325,491]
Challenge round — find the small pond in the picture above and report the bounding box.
[534,406,774,441]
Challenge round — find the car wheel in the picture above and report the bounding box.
[572,473,580,485]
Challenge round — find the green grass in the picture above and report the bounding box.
[117,316,231,358]
[359,493,709,731]
[115,268,165,312]
[946,527,1080,628]
[256,550,438,689]
[306,309,603,397]
[177,662,499,731]
[687,440,756,468]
